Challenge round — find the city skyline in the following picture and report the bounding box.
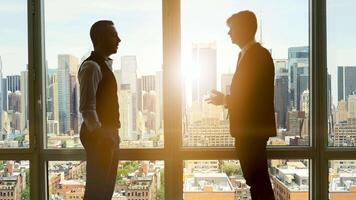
[3,0,356,106]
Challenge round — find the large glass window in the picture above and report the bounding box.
[181,0,310,147]
[183,159,309,200]
[329,160,356,199]
[327,0,356,147]
[0,0,29,148]
[0,160,30,200]
[44,0,163,149]
[3,0,352,199]
[47,160,164,200]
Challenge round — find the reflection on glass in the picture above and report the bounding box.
[183,160,309,200]
[327,1,356,147]
[44,0,163,149]
[329,160,356,199]
[0,1,29,148]
[48,160,164,200]
[0,160,30,199]
[181,0,310,147]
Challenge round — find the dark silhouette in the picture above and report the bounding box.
[207,11,276,200]
[78,20,121,200]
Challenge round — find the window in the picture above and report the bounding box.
[0,0,29,148]
[183,160,309,200]
[44,0,163,149]
[0,0,350,199]
[327,0,356,147]
[47,160,164,200]
[181,0,310,147]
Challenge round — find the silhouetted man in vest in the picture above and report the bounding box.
[207,11,276,200]
[78,20,121,200]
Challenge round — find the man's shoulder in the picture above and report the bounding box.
[246,43,272,63]
[252,43,270,55]
[79,60,101,73]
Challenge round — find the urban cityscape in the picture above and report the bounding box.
[2,40,356,199]
[1,0,356,199]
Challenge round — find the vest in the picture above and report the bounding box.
[80,51,120,129]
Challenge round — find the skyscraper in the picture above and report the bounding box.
[58,54,78,134]
[275,68,289,128]
[2,78,7,112]
[119,84,134,141]
[7,75,21,93]
[348,95,356,119]
[288,46,309,110]
[338,66,356,101]
[141,74,162,133]
[20,71,28,130]
[121,56,138,135]
[192,42,217,102]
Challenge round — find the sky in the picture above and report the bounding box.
[0,0,356,105]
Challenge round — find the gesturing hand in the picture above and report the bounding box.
[205,89,224,105]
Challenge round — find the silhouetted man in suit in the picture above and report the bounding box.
[78,20,121,200]
[207,11,276,200]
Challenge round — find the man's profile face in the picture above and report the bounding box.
[101,25,121,55]
[227,22,252,47]
[228,25,241,45]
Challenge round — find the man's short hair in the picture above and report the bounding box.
[90,20,114,46]
[227,10,257,36]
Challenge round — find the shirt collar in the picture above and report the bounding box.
[105,58,113,71]
[241,39,257,55]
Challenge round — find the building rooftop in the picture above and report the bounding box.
[184,172,234,192]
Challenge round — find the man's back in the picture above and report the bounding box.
[228,43,276,138]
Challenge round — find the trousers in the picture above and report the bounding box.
[80,124,120,200]
[235,136,275,200]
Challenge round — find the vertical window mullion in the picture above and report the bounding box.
[30,0,47,199]
[163,0,183,199]
[311,0,328,199]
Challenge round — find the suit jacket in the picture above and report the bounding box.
[227,43,277,138]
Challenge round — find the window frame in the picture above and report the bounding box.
[0,0,353,199]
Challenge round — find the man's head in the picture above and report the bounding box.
[226,11,257,47]
[90,20,121,56]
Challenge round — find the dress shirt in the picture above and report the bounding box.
[238,39,256,66]
[78,57,113,132]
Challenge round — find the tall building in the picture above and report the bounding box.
[58,54,78,134]
[69,74,79,134]
[300,90,309,116]
[8,91,21,112]
[338,66,356,101]
[348,95,356,119]
[119,84,136,141]
[47,69,59,122]
[288,46,309,110]
[20,71,28,130]
[7,75,21,93]
[274,59,288,75]
[121,56,138,134]
[2,78,7,112]
[336,100,348,123]
[287,110,305,137]
[142,75,155,92]
[275,66,289,129]
[192,42,217,102]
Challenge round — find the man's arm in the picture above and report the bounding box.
[78,61,102,132]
